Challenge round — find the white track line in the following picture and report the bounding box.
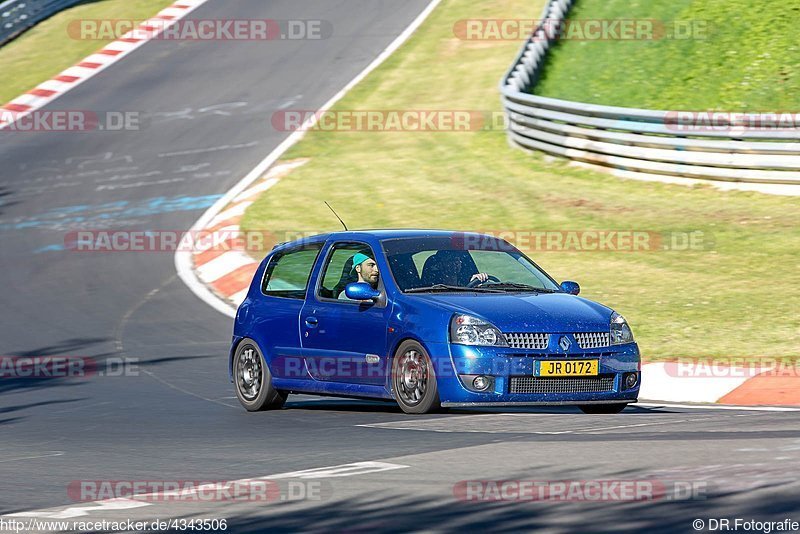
[175,0,443,317]
[6,462,409,519]
[0,451,63,463]
[638,401,800,412]
[205,201,253,228]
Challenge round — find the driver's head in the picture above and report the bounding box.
[352,252,379,288]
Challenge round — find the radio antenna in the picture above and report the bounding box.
[324,201,348,231]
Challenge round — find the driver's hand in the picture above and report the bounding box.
[470,272,489,283]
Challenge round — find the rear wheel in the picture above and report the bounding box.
[392,340,442,414]
[233,339,286,411]
[579,403,628,414]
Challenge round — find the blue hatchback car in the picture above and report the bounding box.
[230,230,640,414]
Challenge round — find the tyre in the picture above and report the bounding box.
[579,403,628,414]
[391,340,442,414]
[233,338,286,411]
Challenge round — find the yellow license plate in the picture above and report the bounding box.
[535,359,598,377]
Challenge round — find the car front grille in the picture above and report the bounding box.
[574,332,610,349]
[506,332,549,350]
[509,375,615,394]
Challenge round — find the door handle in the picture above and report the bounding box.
[304,316,319,328]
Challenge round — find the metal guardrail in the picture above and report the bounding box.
[499,0,800,185]
[0,0,83,45]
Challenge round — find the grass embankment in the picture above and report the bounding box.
[533,0,800,110]
[240,0,800,359]
[0,0,174,105]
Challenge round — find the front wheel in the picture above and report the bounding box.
[579,403,628,414]
[233,339,286,411]
[392,340,442,414]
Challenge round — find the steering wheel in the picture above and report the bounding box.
[467,275,501,288]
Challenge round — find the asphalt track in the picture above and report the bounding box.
[1,1,799,532]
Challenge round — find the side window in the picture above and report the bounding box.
[318,242,375,299]
[261,244,322,299]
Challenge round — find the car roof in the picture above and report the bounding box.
[336,229,462,239]
[270,229,477,253]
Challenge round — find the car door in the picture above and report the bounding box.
[300,241,391,386]
[249,242,323,380]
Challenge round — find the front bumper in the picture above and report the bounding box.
[442,399,638,408]
[427,341,640,405]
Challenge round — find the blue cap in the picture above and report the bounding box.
[351,252,372,273]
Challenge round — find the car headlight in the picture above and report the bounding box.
[610,312,634,345]
[450,314,508,346]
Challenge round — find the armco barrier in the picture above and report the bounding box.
[499,0,800,185]
[0,0,82,45]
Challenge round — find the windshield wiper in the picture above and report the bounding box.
[405,284,503,293]
[481,282,557,293]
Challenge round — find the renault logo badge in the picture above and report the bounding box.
[559,336,571,352]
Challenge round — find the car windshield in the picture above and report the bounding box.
[381,236,562,293]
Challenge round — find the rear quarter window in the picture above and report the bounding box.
[261,245,322,299]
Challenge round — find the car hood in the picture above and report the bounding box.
[409,292,613,332]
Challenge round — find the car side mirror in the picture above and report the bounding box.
[560,281,580,295]
[345,282,381,301]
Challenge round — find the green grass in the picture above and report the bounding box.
[533,0,800,110]
[0,0,174,105]
[240,0,800,360]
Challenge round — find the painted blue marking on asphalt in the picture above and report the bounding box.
[124,195,224,217]
[1,194,223,231]
[34,244,66,253]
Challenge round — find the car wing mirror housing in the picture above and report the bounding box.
[345,282,381,301]
[560,280,580,295]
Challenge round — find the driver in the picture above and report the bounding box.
[338,252,379,299]
[422,250,492,287]
[450,253,490,285]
